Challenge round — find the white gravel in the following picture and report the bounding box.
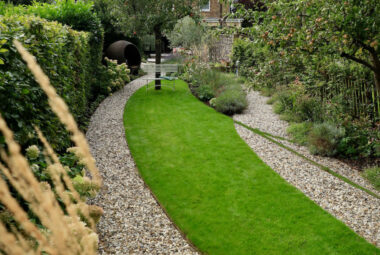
[87,76,198,254]
[234,89,380,247]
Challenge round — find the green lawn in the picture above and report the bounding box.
[124,80,379,255]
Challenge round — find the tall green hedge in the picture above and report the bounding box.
[0,15,95,151]
[0,0,105,99]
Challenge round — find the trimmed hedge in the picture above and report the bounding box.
[0,0,105,97]
[0,15,95,151]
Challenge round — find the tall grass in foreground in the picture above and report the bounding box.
[0,41,102,254]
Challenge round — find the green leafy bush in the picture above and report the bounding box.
[0,0,104,93]
[308,122,345,156]
[196,84,215,102]
[362,167,380,191]
[213,89,248,115]
[103,58,131,92]
[0,15,103,151]
[337,120,376,158]
[295,95,322,122]
[287,122,313,145]
[231,38,256,73]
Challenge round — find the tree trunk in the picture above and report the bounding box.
[154,26,162,90]
[371,54,380,97]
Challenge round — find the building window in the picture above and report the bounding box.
[201,0,210,12]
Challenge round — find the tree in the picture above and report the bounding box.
[95,0,207,89]
[248,0,380,94]
[166,16,205,50]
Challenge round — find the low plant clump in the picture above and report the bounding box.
[181,61,247,115]
[362,167,380,191]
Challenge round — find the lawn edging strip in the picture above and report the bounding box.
[234,120,379,199]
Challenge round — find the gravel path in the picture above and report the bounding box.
[234,90,380,247]
[87,76,198,254]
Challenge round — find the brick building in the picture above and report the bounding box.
[200,0,242,27]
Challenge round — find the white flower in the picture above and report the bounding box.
[31,163,40,172]
[26,145,40,160]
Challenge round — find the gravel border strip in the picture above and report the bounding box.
[235,121,379,199]
[235,89,379,196]
[234,90,380,247]
[87,76,199,254]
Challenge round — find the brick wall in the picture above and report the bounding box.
[201,0,230,18]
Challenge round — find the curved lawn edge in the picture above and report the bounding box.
[124,80,379,254]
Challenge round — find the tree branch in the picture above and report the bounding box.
[340,52,375,71]
[354,39,377,55]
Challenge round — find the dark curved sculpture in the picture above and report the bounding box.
[105,40,141,73]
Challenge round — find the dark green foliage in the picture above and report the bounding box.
[0,15,93,151]
[362,167,380,191]
[231,38,256,73]
[337,120,377,158]
[308,123,345,157]
[0,1,117,151]
[196,84,215,102]
[0,0,105,94]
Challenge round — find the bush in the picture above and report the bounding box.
[0,14,115,152]
[213,89,248,115]
[0,0,104,84]
[196,84,215,102]
[337,120,376,158]
[287,122,313,145]
[308,122,345,156]
[103,58,131,93]
[362,167,380,191]
[231,38,256,69]
[295,95,322,122]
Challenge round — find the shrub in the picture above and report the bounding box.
[280,111,303,123]
[308,122,345,156]
[295,95,322,122]
[287,122,313,145]
[196,84,215,102]
[0,15,109,152]
[362,167,380,191]
[337,120,376,158]
[103,58,131,93]
[181,61,248,115]
[231,38,256,69]
[273,101,285,114]
[213,89,248,115]
[0,0,104,97]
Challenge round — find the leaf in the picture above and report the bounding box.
[0,58,4,65]
[22,88,30,95]
[0,48,8,53]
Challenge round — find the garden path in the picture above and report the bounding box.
[234,89,380,247]
[87,76,198,254]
